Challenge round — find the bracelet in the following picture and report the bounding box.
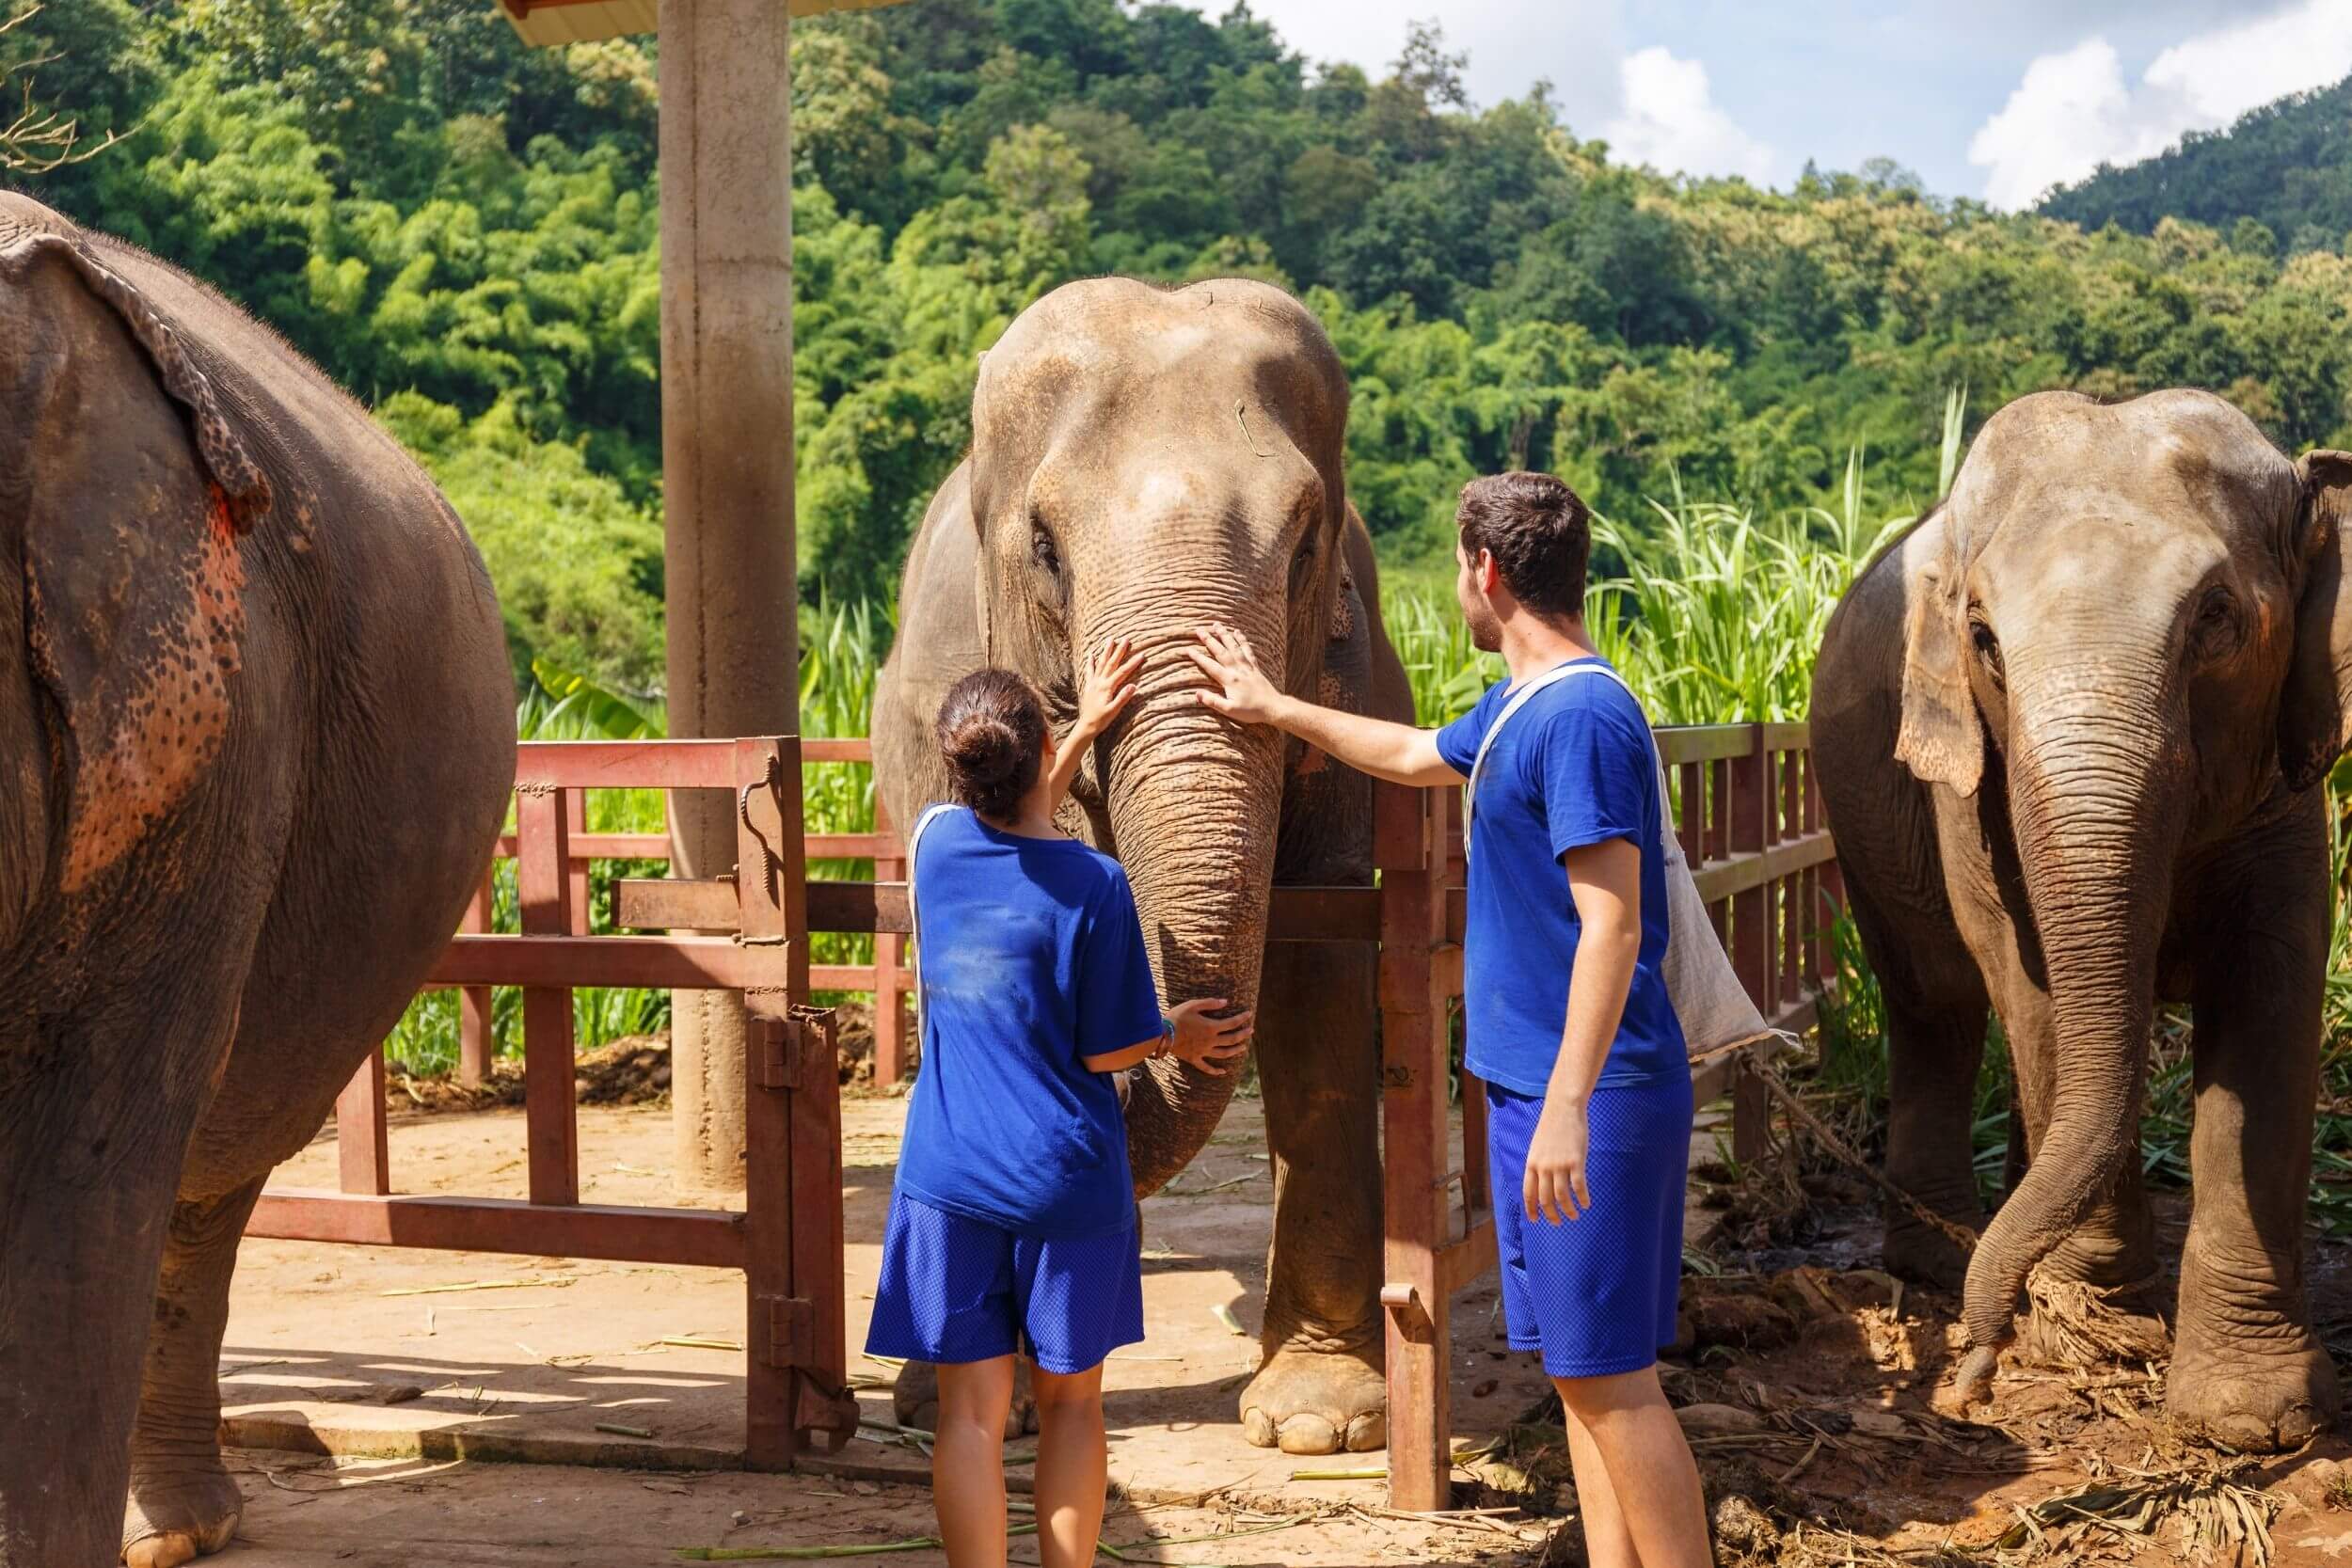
[1152,1015,1175,1059]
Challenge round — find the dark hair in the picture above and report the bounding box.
[1456,471,1592,622]
[935,669,1049,821]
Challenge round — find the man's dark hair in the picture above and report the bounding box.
[1456,471,1592,622]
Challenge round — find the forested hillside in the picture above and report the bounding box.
[2042,74,2352,252]
[9,1,2352,692]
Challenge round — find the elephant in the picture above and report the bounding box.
[1811,387,2344,1449]
[872,276,1411,1455]
[0,193,514,1565]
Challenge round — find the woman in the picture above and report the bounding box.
[867,642,1255,1568]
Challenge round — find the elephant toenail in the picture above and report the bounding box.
[1241,1406,1278,1449]
[1276,1413,1340,1454]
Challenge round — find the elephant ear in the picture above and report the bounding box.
[6,230,272,893]
[1892,508,1984,797]
[2280,450,2352,791]
[9,231,272,528]
[1327,564,1356,642]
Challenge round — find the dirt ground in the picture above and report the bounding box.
[223,1086,1567,1564]
[219,1076,2352,1566]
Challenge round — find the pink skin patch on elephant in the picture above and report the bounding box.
[58,486,247,894]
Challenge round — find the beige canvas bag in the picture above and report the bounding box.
[1465,661,1782,1060]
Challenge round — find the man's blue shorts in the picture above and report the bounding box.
[865,1192,1145,1374]
[1486,1072,1693,1379]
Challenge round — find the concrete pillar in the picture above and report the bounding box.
[660,0,795,1193]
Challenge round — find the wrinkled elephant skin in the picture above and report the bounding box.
[0,195,515,1564]
[1813,388,2343,1449]
[872,277,1410,1454]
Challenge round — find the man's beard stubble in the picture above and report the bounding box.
[1460,594,1503,653]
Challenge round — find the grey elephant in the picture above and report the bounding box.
[0,193,514,1565]
[1811,388,2343,1448]
[872,276,1410,1454]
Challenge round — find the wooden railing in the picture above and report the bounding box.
[442,737,914,1087]
[249,739,857,1469]
[449,724,1838,1104]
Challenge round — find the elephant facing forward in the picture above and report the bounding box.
[1812,388,2343,1447]
[873,277,1410,1454]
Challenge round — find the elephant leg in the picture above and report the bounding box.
[1237,937,1384,1456]
[0,1011,235,1568]
[2168,827,2339,1450]
[120,1176,267,1568]
[1849,879,1991,1290]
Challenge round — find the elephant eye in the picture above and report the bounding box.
[2192,587,2242,660]
[1291,534,1316,578]
[1030,527,1062,578]
[1969,616,2005,686]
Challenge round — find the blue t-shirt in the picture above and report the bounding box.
[894,806,1164,1239]
[1434,660,1688,1097]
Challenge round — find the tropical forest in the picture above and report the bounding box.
[8,0,2352,1230]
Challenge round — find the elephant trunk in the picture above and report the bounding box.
[1099,640,1286,1197]
[1953,663,2184,1397]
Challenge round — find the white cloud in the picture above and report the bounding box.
[1601,46,1777,183]
[1969,0,2352,210]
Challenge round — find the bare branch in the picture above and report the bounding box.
[0,7,126,175]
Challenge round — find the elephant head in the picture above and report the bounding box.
[963,277,1356,1192]
[0,194,274,959]
[1893,388,2352,1391]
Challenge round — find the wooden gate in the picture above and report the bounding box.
[246,737,856,1468]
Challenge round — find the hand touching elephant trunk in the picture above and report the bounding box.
[874,274,1406,1457]
[1953,678,2187,1400]
[1100,684,1287,1196]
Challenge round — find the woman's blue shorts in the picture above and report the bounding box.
[1486,1071,1693,1379]
[864,1192,1144,1374]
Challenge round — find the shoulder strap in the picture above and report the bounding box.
[1463,660,1622,860]
[903,804,957,1023]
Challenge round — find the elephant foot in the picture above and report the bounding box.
[2165,1327,2339,1452]
[890,1358,1037,1440]
[1882,1209,1976,1291]
[1239,1340,1385,1454]
[122,1465,244,1568]
[2021,1266,2169,1370]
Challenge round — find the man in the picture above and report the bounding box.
[1186,472,1709,1568]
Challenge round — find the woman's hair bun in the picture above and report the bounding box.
[935,669,1049,821]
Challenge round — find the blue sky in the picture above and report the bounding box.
[1186,0,2352,207]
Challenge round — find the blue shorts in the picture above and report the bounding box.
[1487,1073,1692,1379]
[864,1193,1145,1374]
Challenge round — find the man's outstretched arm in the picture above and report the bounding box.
[1185,623,1465,788]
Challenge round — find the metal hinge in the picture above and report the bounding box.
[760,1294,815,1370]
[753,1006,837,1091]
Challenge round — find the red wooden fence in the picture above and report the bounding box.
[253,721,1836,1500]
[247,738,857,1469]
[445,737,915,1088]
